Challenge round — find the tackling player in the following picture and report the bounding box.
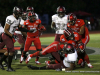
[67,13,93,68]
[27,43,77,71]
[20,12,46,64]
[25,29,78,65]
[51,6,68,42]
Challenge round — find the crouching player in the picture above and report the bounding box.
[27,43,77,71]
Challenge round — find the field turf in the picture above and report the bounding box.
[0,33,100,75]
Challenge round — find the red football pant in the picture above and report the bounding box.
[24,36,41,52]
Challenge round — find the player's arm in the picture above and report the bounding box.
[65,62,75,71]
[4,23,13,37]
[38,24,46,31]
[51,22,57,30]
[79,25,85,35]
[18,24,34,32]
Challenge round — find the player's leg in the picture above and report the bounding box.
[17,34,26,54]
[33,37,42,64]
[0,42,8,70]
[26,41,60,63]
[82,35,93,68]
[1,34,15,71]
[20,37,32,63]
[54,34,62,42]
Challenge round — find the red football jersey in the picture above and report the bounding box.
[24,19,41,37]
[60,31,80,47]
[67,19,85,32]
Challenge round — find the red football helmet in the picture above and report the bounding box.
[63,43,75,54]
[68,13,77,25]
[26,6,34,12]
[64,28,74,40]
[56,6,66,18]
[28,12,36,22]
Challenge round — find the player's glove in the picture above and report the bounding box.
[12,34,19,41]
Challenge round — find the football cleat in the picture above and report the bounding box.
[6,67,15,72]
[26,54,31,64]
[45,60,50,65]
[0,63,5,70]
[87,63,93,68]
[35,61,41,64]
[20,55,24,63]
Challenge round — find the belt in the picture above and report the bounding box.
[27,36,38,38]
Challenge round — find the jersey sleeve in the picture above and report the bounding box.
[60,35,68,43]
[6,16,14,25]
[79,19,85,27]
[52,15,56,22]
[23,20,28,26]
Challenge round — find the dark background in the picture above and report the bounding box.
[0,0,100,32]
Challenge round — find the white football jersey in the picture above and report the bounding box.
[0,23,4,35]
[15,18,24,34]
[52,14,68,34]
[63,50,78,67]
[5,15,20,34]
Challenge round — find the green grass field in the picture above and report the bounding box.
[0,33,100,75]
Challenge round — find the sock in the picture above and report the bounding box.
[30,51,40,57]
[22,51,26,56]
[20,48,24,54]
[78,59,83,65]
[0,55,8,63]
[35,56,39,61]
[8,55,13,68]
[84,55,90,64]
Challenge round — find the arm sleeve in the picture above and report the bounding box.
[18,26,29,32]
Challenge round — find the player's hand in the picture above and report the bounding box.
[12,34,19,41]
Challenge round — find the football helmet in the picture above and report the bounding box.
[26,6,34,12]
[64,28,74,40]
[22,12,27,20]
[13,6,22,19]
[56,6,66,18]
[63,43,75,54]
[28,12,36,22]
[68,13,77,25]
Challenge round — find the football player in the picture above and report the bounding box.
[51,6,68,42]
[0,6,35,71]
[67,13,93,68]
[14,11,27,60]
[27,43,77,71]
[26,6,43,37]
[20,12,46,64]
